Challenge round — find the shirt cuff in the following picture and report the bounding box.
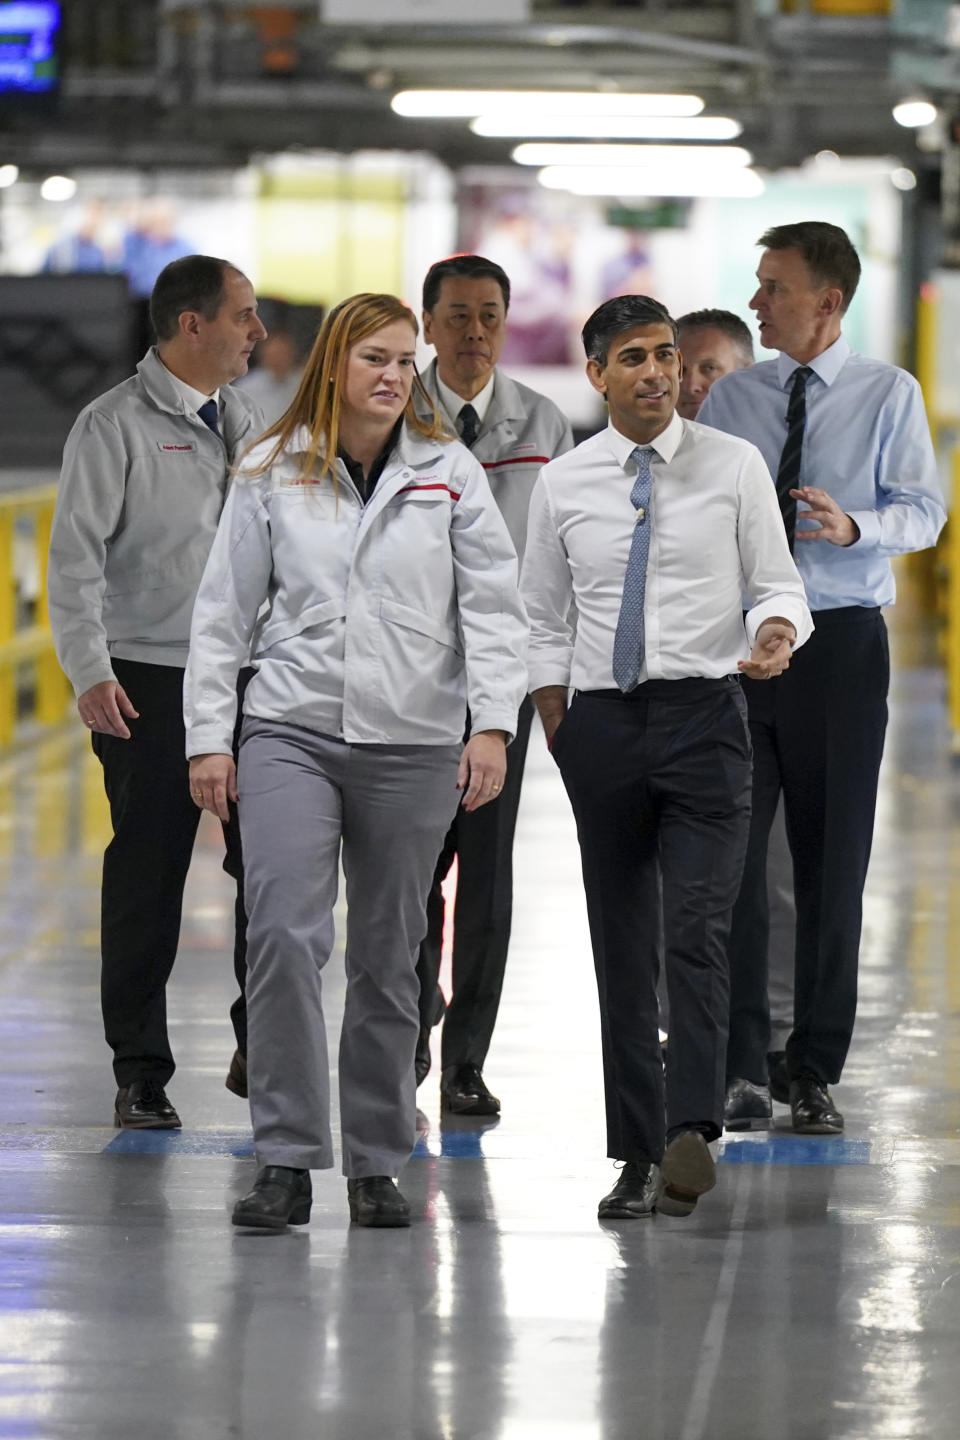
[845,509,879,549]
[745,598,813,651]
[468,707,520,747]
[526,660,573,692]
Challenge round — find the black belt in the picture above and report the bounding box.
[578,675,741,702]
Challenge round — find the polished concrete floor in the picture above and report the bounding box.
[2,634,960,1439]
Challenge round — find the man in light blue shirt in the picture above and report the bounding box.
[699,221,945,1135]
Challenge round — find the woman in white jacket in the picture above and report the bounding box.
[184,293,527,1230]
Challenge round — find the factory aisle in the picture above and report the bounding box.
[1,627,959,1440]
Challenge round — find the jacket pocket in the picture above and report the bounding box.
[379,598,463,656]
[258,597,345,651]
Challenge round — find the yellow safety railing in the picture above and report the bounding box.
[946,449,960,751]
[0,484,72,747]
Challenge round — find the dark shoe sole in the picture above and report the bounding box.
[232,1199,312,1230]
[348,1203,411,1228]
[792,1116,844,1135]
[440,1095,500,1116]
[597,1201,654,1220]
[658,1133,716,1217]
[224,1074,248,1099]
[724,1115,772,1132]
[113,1114,181,1130]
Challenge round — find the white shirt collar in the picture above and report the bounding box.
[605,409,684,469]
[160,359,221,416]
[434,370,496,428]
[777,334,850,390]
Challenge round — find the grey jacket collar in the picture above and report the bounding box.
[136,347,256,448]
[420,359,527,433]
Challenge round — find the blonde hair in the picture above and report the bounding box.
[245,292,449,483]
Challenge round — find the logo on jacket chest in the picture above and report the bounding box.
[157,441,198,453]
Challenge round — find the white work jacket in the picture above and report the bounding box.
[184,422,528,755]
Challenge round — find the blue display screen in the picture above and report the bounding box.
[0,2,60,95]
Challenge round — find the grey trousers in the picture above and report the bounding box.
[238,719,461,1176]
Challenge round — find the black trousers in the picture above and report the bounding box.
[416,696,534,1072]
[554,679,752,1168]
[93,659,249,1087]
[725,607,889,1088]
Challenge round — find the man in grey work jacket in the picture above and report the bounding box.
[415,253,574,1116]
[47,254,266,1130]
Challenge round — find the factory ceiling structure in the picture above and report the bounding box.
[0,1,957,182]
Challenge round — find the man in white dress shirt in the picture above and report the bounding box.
[521,295,812,1220]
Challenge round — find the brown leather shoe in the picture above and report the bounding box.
[114,1080,181,1130]
[225,1049,248,1098]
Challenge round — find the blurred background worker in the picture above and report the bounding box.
[236,327,304,426]
[415,254,573,1118]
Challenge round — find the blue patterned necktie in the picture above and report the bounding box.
[612,446,654,693]
[197,398,221,438]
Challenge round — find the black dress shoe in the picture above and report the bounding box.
[440,1062,500,1116]
[767,1050,789,1105]
[724,1077,773,1131]
[597,1161,658,1219]
[225,1049,248,1099]
[114,1080,181,1130]
[415,1028,432,1087]
[232,1166,312,1230]
[789,1071,844,1134]
[658,1131,716,1217]
[347,1176,411,1228]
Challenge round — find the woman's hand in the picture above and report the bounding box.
[189,753,237,822]
[457,730,507,811]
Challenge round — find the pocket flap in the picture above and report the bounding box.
[380,597,460,651]
[258,597,345,650]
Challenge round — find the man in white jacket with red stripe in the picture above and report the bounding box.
[415,254,574,1115]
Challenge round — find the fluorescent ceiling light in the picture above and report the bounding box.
[391,90,704,118]
[891,167,917,191]
[892,99,937,128]
[514,143,752,169]
[537,165,765,199]
[40,175,77,202]
[472,114,742,140]
[0,164,19,188]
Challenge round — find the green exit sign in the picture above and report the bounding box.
[605,202,690,230]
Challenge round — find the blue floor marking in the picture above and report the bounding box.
[103,1129,254,1157]
[97,1132,871,1165]
[720,1136,872,1165]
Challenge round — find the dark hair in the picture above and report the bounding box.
[676,308,755,363]
[422,254,511,313]
[757,221,861,313]
[581,295,677,366]
[149,255,234,343]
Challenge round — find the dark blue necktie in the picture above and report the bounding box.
[458,403,480,449]
[612,446,654,693]
[775,366,812,552]
[197,399,221,438]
